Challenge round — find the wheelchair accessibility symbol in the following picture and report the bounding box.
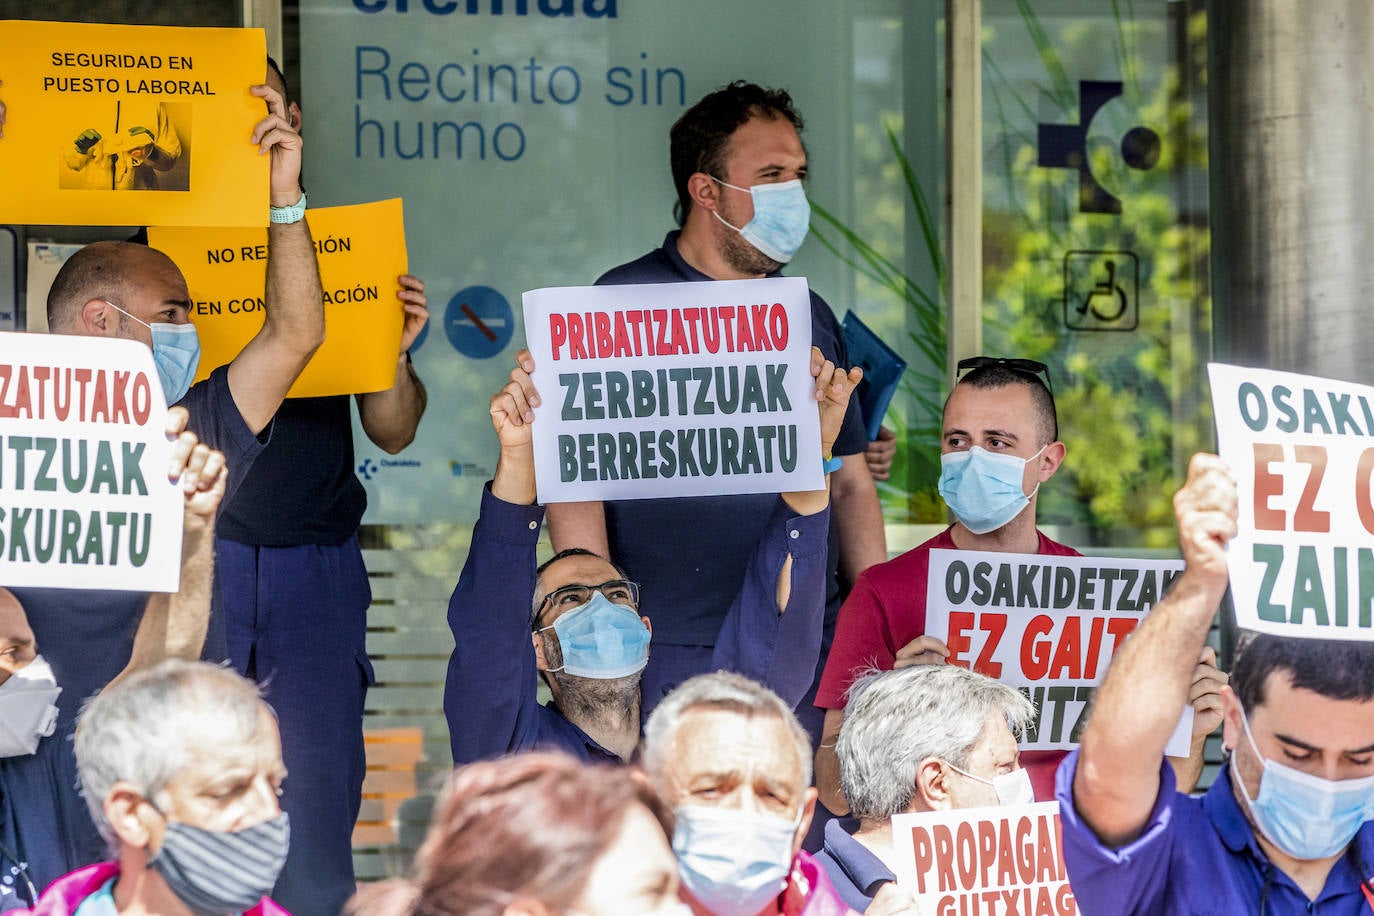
[1063,250,1138,331]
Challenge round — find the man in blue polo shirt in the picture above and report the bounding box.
[546,81,885,738]
[1059,453,1374,913]
[445,346,858,766]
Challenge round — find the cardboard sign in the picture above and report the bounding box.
[149,199,408,398]
[926,550,1192,753]
[0,20,268,226]
[893,801,1076,915]
[0,332,182,591]
[1209,363,1374,640]
[522,278,824,503]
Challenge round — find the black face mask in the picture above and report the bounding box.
[148,812,290,915]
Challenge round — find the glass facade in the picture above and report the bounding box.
[1,0,1220,876]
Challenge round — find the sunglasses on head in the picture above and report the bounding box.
[955,356,1053,395]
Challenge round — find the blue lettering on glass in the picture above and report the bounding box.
[353,0,618,16]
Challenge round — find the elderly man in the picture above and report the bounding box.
[548,81,885,733]
[17,660,289,915]
[0,410,226,910]
[815,665,1036,909]
[642,672,872,916]
[444,347,858,766]
[1059,454,1374,914]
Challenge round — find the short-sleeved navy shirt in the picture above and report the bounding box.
[175,364,271,512]
[593,232,867,646]
[215,395,365,547]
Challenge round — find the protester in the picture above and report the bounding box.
[642,671,878,916]
[0,410,227,910]
[815,358,1220,815]
[1059,453,1374,913]
[209,57,429,916]
[445,347,859,766]
[547,81,885,734]
[344,752,685,916]
[14,659,289,916]
[813,665,1034,909]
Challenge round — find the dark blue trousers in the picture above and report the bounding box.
[217,537,373,916]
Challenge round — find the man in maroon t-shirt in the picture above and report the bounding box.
[815,358,1221,811]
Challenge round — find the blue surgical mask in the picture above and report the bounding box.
[105,301,201,404]
[672,805,800,916]
[938,445,1046,535]
[540,592,650,679]
[1234,705,1374,860]
[710,177,811,264]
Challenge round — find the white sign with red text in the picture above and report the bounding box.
[926,550,1192,753]
[1210,363,1374,640]
[522,278,823,503]
[893,801,1077,916]
[0,332,182,590]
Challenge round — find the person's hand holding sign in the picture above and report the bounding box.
[489,348,540,506]
[813,345,864,460]
[893,634,951,669]
[164,406,229,530]
[248,83,304,207]
[1173,453,1238,592]
[397,274,430,355]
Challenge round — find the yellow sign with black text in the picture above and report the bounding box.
[0,20,267,226]
[149,199,409,398]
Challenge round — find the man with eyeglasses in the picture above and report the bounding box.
[443,346,860,766]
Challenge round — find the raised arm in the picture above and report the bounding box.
[358,274,430,453]
[1073,453,1236,846]
[224,83,325,435]
[114,407,227,685]
[444,350,548,763]
[711,350,860,705]
[546,499,610,557]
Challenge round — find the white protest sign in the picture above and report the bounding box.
[893,801,1077,915]
[0,332,182,590]
[522,278,823,503]
[926,550,1192,754]
[1209,363,1374,639]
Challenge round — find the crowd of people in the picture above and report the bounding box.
[2,36,1373,916]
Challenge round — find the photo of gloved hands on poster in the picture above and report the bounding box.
[0,20,267,226]
[57,100,189,192]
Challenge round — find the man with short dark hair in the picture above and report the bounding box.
[814,358,1077,811]
[1060,454,1374,913]
[547,81,885,734]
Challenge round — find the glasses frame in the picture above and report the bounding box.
[532,579,642,629]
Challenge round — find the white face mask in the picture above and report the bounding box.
[0,655,62,758]
[946,762,1035,807]
[672,804,802,916]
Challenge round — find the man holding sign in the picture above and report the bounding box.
[815,359,1077,811]
[444,345,858,767]
[546,81,885,733]
[1061,454,1374,913]
[815,664,1037,910]
[1,407,228,910]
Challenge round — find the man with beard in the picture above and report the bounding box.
[546,82,885,734]
[443,347,860,765]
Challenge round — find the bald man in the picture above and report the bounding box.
[0,413,226,911]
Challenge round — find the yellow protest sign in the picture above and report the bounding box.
[149,199,409,398]
[0,20,268,226]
